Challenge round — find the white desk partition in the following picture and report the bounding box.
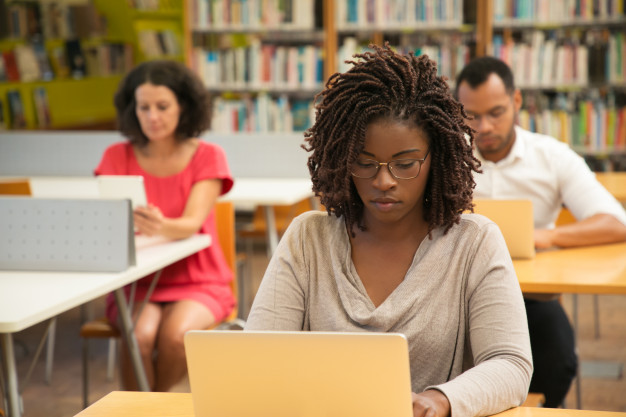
[0,197,134,272]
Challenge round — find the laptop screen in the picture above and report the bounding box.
[184,330,414,417]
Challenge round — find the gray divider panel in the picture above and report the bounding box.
[0,197,135,272]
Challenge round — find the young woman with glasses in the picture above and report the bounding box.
[245,44,532,417]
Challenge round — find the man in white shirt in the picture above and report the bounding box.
[455,56,626,408]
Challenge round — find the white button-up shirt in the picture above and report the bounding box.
[473,125,626,229]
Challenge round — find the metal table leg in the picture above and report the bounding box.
[1,333,22,417]
[113,289,149,392]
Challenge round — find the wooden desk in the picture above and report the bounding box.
[596,172,626,203]
[0,235,210,417]
[514,242,626,295]
[74,391,626,417]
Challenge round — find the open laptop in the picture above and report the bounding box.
[472,198,536,259]
[97,175,147,210]
[184,330,414,417]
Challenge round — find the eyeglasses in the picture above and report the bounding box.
[351,149,430,180]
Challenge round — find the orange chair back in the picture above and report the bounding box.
[556,207,576,226]
[240,197,317,238]
[214,200,238,321]
[0,179,31,195]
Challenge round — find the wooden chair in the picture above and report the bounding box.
[522,392,545,407]
[238,198,315,241]
[237,197,319,261]
[0,178,31,195]
[79,200,244,407]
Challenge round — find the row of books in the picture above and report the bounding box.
[336,0,464,29]
[0,41,133,83]
[138,29,181,58]
[1,1,106,40]
[128,0,181,11]
[192,0,315,30]
[211,94,314,132]
[0,87,51,130]
[338,35,471,80]
[518,92,626,151]
[492,30,626,88]
[192,42,323,90]
[493,0,625,24]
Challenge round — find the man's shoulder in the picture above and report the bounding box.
[516,126,575,156]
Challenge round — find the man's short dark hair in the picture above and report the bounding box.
[454,56,516,96]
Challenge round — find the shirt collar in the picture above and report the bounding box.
[476,125,525,166]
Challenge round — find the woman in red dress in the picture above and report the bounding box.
[95,60,234,392]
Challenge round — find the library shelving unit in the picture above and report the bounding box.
[489,0,626,171]
[1,0,187,130]
[185,0,492,133]
[186,0,324,133]
[93,0,185,64]
[333,0,479,85]
[0,0,133,130]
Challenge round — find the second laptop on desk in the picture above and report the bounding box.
[472,199,535,259]
[184,330,414,417]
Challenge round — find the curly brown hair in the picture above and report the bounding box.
[114,60,211,147]
[304,44,480,236]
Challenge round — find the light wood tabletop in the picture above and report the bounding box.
[74,391,626,417]
[514,242,626,295]
[595,172,626,203]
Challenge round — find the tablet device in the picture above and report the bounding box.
[184,330,414,417]
[97,175,148,210]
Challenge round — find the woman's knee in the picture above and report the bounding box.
[157,328,187,359]
[133,324,159,356]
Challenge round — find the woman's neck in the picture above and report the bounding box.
[140,138,182,159]
[355,212,428,245]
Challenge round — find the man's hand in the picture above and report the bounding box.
[534,228,555,249]
[412,390,450,417]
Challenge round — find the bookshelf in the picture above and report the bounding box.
[0,0,136,129]
[488,0,626,170]
[185,0,488,133]
[333,0,479,85]
[187,0,324,133]
[0,0,186,130]
[93,0,185,64]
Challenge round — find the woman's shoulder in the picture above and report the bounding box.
[288,210,342,235]
[195,139,226,156]
[452,213,503,241]
[293,209,337,225]
[104,141,132,154]
[96,141,133,175]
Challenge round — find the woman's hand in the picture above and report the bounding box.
[412,390,450,417]
[134,204,165,236]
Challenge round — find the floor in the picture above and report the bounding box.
[3,247,626,417]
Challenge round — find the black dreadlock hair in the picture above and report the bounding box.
[303,43,480,237]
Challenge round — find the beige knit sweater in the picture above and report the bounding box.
[245,211,532,417]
